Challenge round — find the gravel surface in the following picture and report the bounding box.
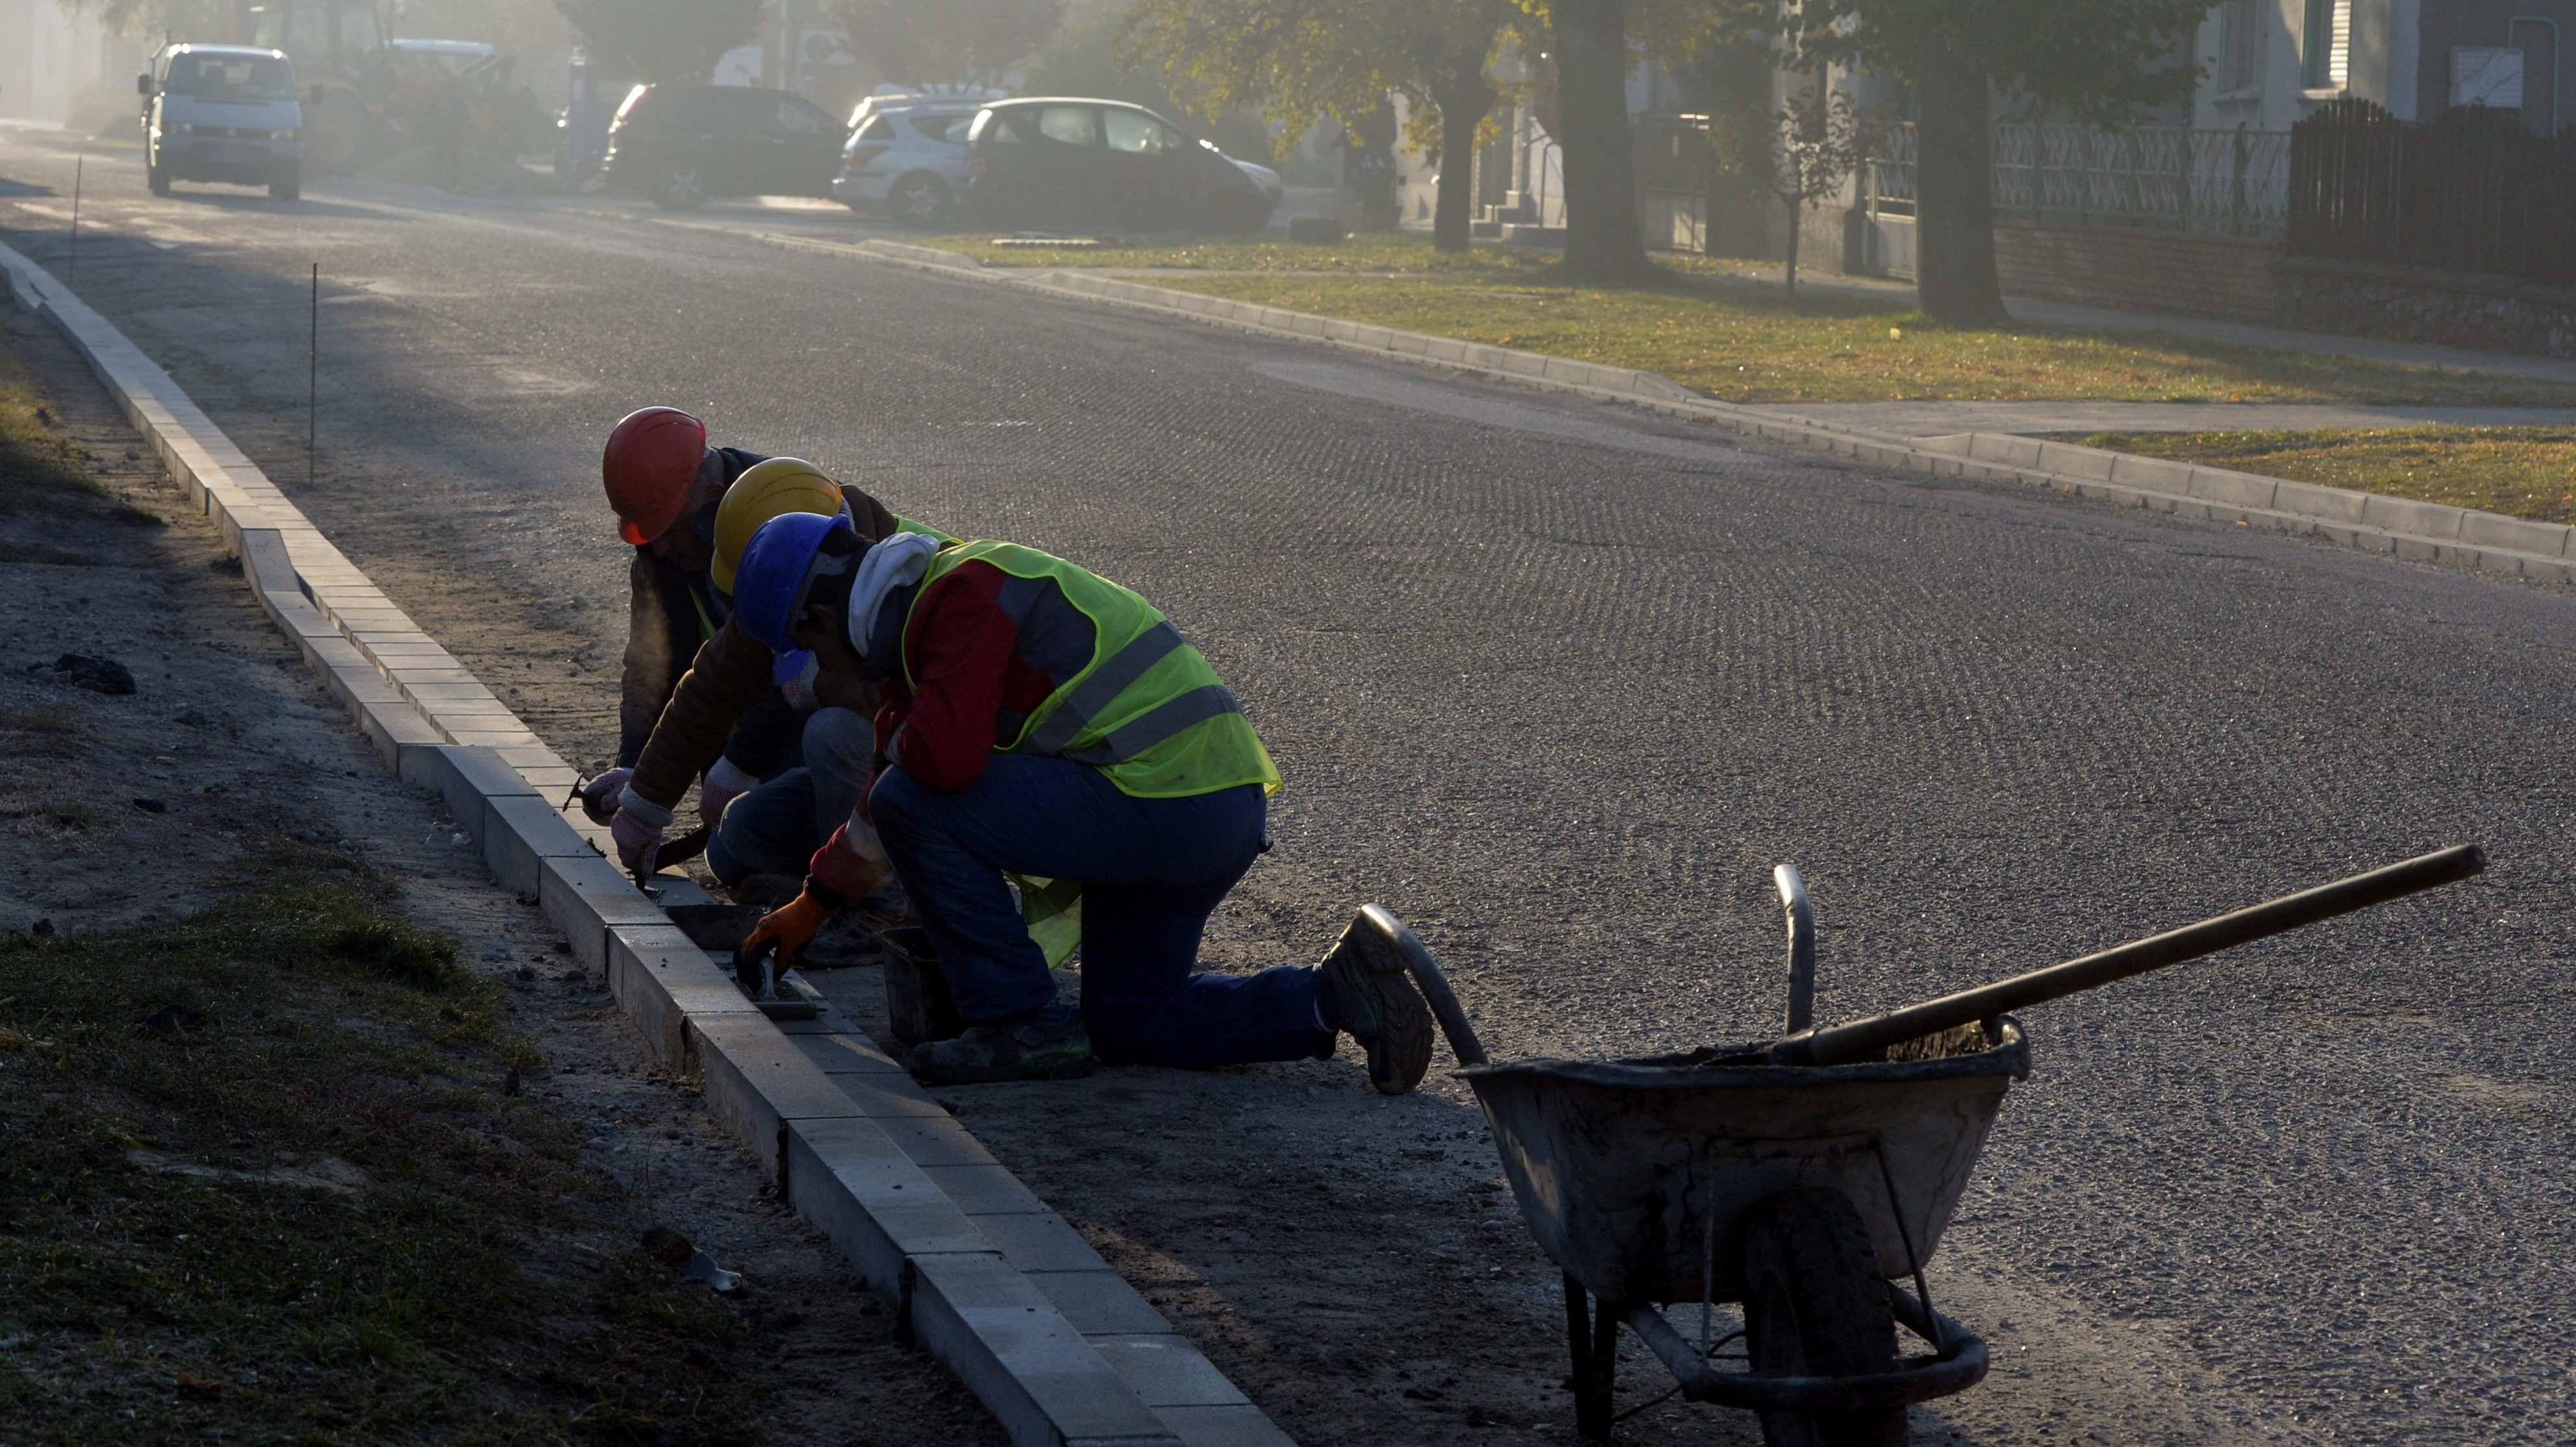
[5,133,2571,1446]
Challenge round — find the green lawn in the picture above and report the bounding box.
[915,231,2569,406]
[0,858,757,1444]
[2081,427,2576,525]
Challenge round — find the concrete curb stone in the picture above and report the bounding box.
[1,238,1296,1447]
[806,232,2575,589]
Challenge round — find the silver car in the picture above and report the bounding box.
[139,44,305,201]
[831,97,983,227]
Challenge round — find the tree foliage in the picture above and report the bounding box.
[551,0,764,83]
[1779,0,2210,322]
[836,0,1065,88]
[1116,0,1511,249]
[1749,88,1875,295]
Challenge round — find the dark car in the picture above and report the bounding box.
[603,83,846,210]
[966,98,1278,233]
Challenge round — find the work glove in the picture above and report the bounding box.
[736,819,893,995]
[701,758,756,829]
[609,785,673,873]
[575,767,632,826]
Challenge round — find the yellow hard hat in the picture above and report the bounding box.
[712,457,845,593]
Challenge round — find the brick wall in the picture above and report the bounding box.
[1990,223,2281,319]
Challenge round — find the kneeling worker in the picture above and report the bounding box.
[729,513,1435,1091]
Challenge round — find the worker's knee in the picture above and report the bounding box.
[800,707,873,775]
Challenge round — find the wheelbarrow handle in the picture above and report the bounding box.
[1355,904,1490,1067]
[1769,844,2484,1067]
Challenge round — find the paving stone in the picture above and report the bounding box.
[694,1013,870,1176]
[785,1115,994,1283]
[792,1032,914,1077]
[908,1252,1176,1447]
[829,1069,950,1120]
[875,1111,1005,1169]
[482,794,599,897]
[975,1211,1112,1274]
[359,699,444,774]
[921,1161,1050,1216]
[425,744,543,837]
[538,851,666,974]
[1088,1335,1251,1409]
[605,924,759,1065]
[1026,1269,1173,1336]
[1151,1405,1297,1447]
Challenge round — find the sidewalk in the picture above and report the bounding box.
[1764,399,2576,438]
[1688,256,2576,386]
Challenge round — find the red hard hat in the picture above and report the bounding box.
[603,406,709,544]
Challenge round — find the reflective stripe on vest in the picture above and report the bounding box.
[907,541,1281,798]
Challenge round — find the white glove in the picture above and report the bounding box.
[610,785,673,872]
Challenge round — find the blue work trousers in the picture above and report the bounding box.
[869,755,1323,1069]
[708,707,875,884]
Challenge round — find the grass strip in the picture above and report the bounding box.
[2080,426,2576,526]
[0,853,758,1445]
[912,230,2569,406]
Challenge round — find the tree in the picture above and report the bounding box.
[1784,0,2209,324]
[836,0,1065,89]
[1517,0,1760,283]
[551,0,764,84]
[1747,86,1871,296]
[1117,0,1510,252]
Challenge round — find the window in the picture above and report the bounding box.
[970,110,1018,144]
[2218,0,2266,94]
[857,113,897,141]
[1103,108,1181,155]
[1036,105,1098,146]
[910,113,969,143]
[773,97,826,134]
[2301,0,2349,91]
[164,54,297,103]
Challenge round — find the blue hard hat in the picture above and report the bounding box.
[734,510,858,653]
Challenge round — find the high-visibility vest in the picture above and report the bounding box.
[903,540,1282,800]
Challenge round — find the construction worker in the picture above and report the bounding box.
[594,408,907,839]
[718,512,1436,1090]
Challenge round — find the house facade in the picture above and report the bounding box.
[2195,0,2576,131]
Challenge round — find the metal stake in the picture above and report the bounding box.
[308,263,318,489]
[68,154,82,281]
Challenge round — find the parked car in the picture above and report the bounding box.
[602,82,846,210]
[966,98,1279,232]
[137,44,304,201]
[831,95,984,227]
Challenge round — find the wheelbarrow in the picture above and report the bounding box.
[1349,845,2482,1444]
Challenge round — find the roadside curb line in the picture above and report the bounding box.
[781,232,2576,587]
[0,240,1288,1447]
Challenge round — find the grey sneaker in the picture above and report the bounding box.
[909,1013,1096,1084]
[1320,919,1433,1095]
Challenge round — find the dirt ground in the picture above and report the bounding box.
[0,301,1004,1446]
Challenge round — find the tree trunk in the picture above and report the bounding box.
[1551,0,1655,282]
[1912,42,2007,325]
[1784,203,1801,295]
[1431,64,1494,254]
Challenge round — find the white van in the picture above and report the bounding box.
[138,45,305,201]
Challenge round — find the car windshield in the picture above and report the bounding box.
[164,54,295,104]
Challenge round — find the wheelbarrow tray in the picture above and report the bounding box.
[1460,1022,2027,1307]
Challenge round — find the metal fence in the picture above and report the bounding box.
[1864,123,2290,238]
[2288,97,2576,286]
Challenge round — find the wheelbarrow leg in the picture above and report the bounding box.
[1566,1272,1618,1440]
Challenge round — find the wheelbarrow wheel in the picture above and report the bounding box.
[1742,1187,1905,1447]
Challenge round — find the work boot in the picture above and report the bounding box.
[908,1011,1096,1085]
[1319,919,1434,1096]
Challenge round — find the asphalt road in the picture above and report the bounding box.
[6,131,2573,1446]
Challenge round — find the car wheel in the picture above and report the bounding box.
[147,153,171,197]
[887,173,951,228]
[655,164,707,210]
[269,163,300,203]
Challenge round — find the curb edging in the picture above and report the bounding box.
[0,240,1288,1447]
[784,232,2576,587]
